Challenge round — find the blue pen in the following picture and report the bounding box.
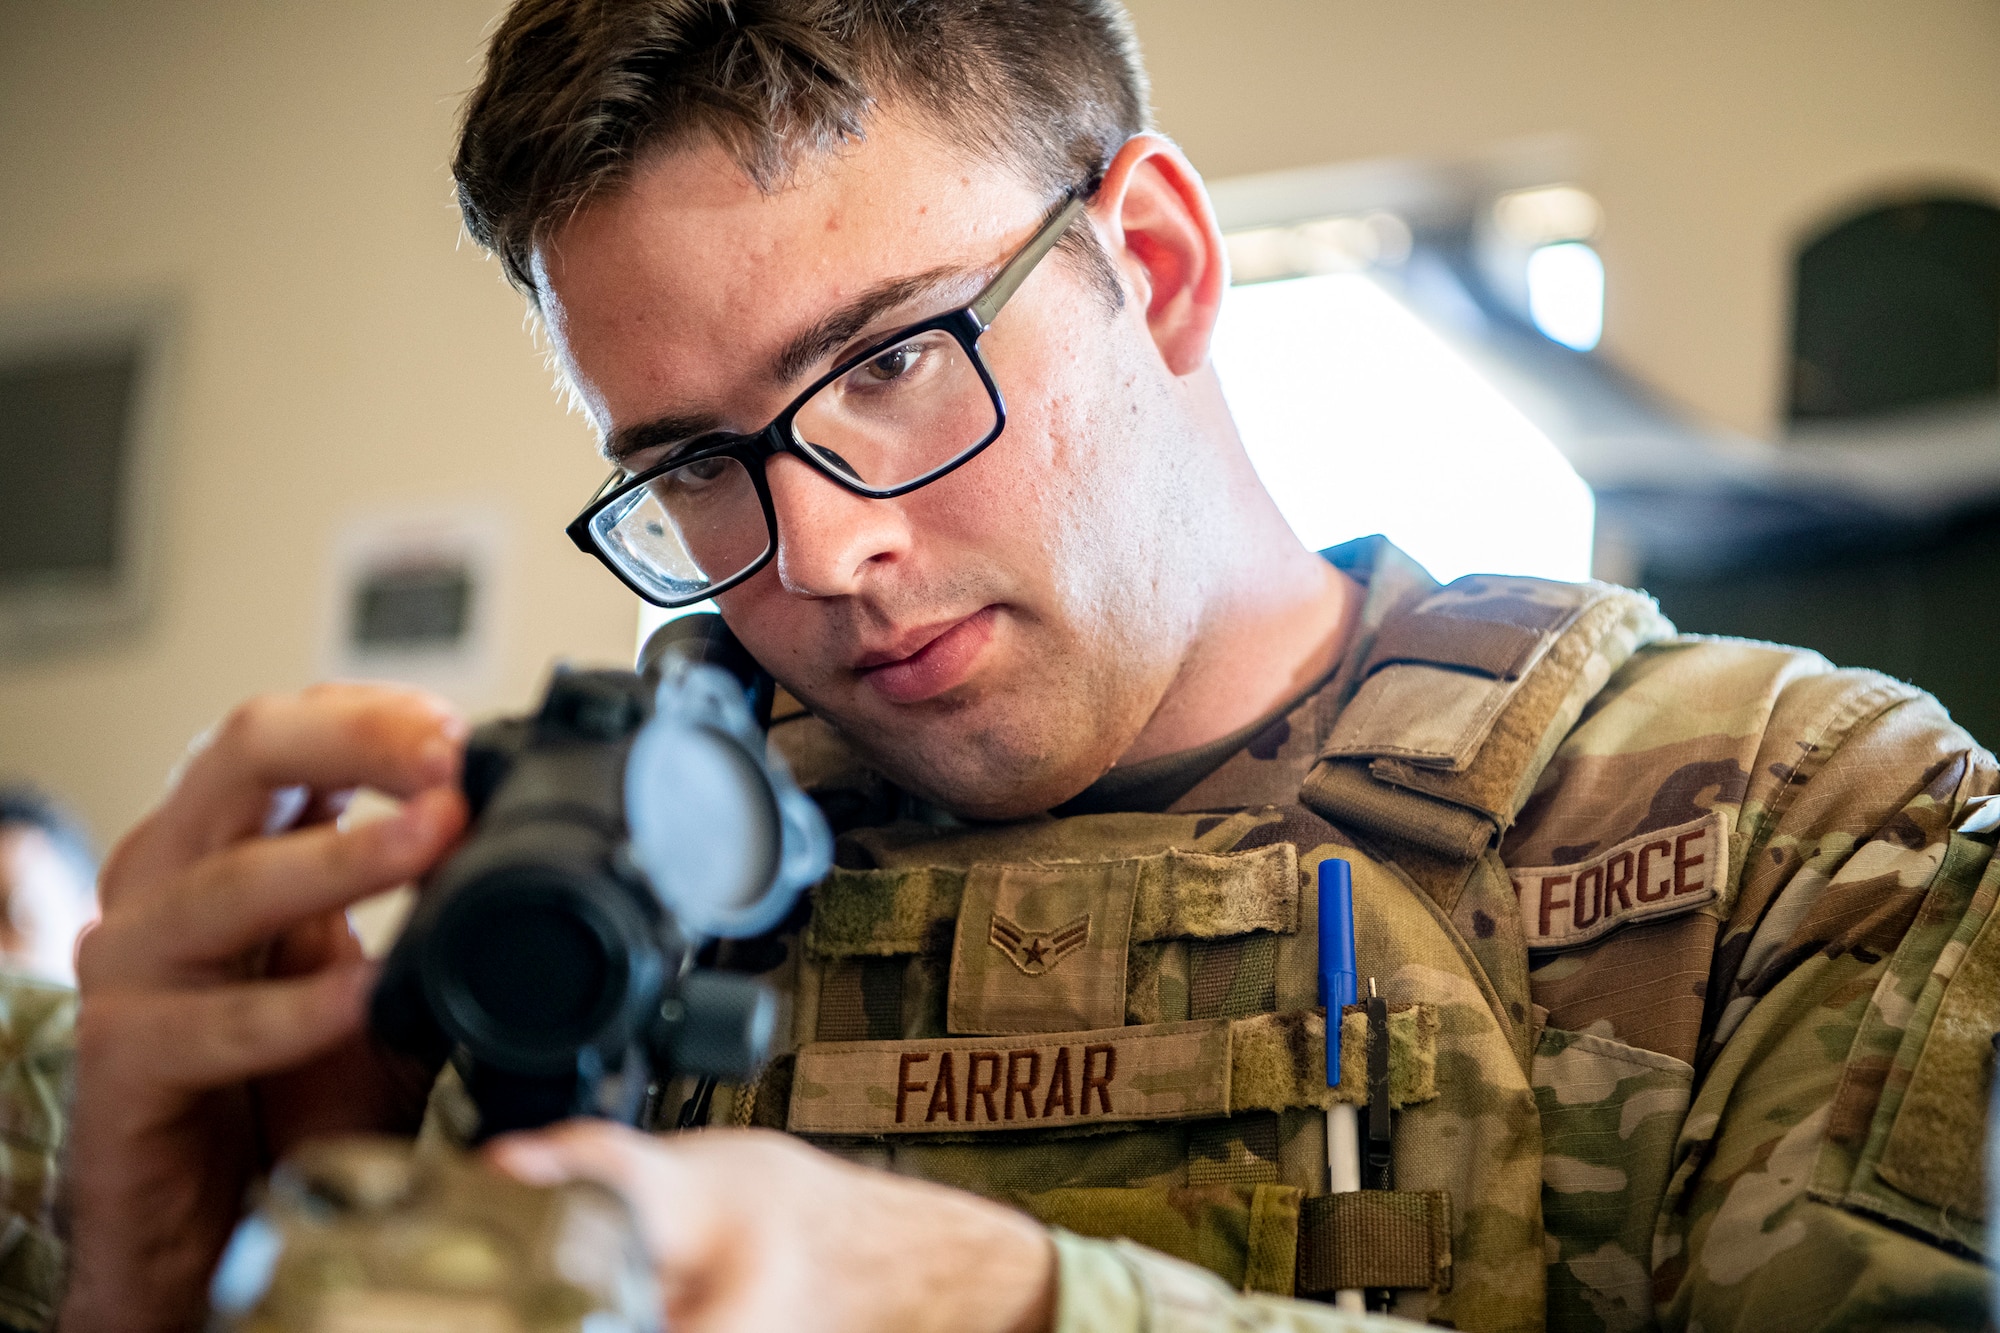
[1317,857,1366,1313]
[1317,857,1357,1079]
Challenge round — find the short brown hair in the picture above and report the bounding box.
[454,0,1151,298]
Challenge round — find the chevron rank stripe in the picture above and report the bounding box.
[990,912,1091,975]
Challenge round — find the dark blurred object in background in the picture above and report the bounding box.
[1790,198,1998,422]
[0,786,97,985]
[1637,193,2000,748]
[0,303,171,666]
[1643,499,2000,749]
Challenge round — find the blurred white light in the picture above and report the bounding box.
[1493,185,1602,247]
[1211,271,1594,584]
[1225,211,1412,284]
[1526,242,1604,352]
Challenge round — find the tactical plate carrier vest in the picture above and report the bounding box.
[734,570,1676,1333]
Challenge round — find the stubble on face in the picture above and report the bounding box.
[762,332,1211,819]
[540,118,1217,819]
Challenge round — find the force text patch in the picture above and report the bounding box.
[1510,810,1726,951]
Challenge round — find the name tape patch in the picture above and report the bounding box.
[1511,810,1726,951]
[787,1019,1231,1136]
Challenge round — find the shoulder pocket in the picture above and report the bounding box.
[1871,891,2000,1247]
[1818,828,2000,1257]
[1533,1025,1693,1331]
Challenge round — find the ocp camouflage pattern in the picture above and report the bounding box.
[0,975,73,1333]
[744,537,1996,1333]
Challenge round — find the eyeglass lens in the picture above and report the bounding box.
[592,330,999,602]
[590,455,769,603]
[790,329,995,490]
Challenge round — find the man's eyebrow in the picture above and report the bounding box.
[605,410,725,466]
[768,264,971,386]
[603,264,975,467]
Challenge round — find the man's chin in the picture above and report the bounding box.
[866,734,1110,821]
[797,677,1129,819]
[906,772,1098,822]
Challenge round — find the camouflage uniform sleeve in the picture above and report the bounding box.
[1049,1229,1422,1333]
[0,975,75,1333]
[1660,672,1996,1331]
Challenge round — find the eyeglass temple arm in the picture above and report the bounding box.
[968,191,1094,330]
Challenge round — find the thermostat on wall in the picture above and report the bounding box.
[322,508,504,701]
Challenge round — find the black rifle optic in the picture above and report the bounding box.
[369,615,831,1141]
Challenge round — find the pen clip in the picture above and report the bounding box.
[1365,977,1393,1189]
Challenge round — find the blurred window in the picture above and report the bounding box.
[1211,270,1594,583]
[0,346,139,583]
[1789,197,2000,420]
[0,299,169,664]
[0,786,97,986]
[1486,184,1606,352]
[1526,241,1605,352]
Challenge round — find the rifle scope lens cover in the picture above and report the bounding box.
[625,662,831,939]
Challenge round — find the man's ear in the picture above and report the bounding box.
[1090,135,1228,377]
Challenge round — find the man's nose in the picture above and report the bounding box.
[765,453,911,597]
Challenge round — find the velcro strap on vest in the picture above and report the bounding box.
[1362,610,1550,681]
[1304,576,1672,858]
[1233,1006,1436,1113]
[786,1006,1436,1135]
[1296,764,1497,861]
[804,844,1299,959]
[1297,1190,1453,1295]
[1027,1183,1303,1296]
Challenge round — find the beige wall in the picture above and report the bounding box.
[0,2,638,843]
[3,0,1997,843]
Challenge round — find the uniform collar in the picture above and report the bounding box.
[1053,537,1441,817]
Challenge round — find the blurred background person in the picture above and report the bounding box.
[0,787,87,1332]
[0,787,96,986]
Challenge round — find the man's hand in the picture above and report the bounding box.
[490,1123,1057,1333]
[62,684,469,1332]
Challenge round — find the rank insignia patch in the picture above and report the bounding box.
[948,861,1138,1035]
[990,913,1090,976]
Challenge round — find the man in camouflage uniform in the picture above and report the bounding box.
[56,1,1994,1331]
[740,533,1992,1333]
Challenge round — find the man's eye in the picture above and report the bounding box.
[680,456,732,482]
[651,455,733,500]
[858,343,921,383]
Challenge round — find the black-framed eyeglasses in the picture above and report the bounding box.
[565,186,1096,607]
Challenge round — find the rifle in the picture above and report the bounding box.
[208,615,829,1330]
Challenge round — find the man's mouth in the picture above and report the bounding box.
[853,606,1000,705]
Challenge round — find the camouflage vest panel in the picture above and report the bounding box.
[0,976,75,1333]
[743,575,1671,1333]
